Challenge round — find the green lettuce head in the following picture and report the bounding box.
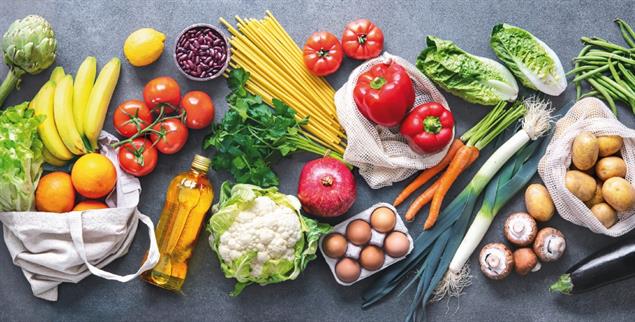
[208,182,331,296]
[490,23,567,96]
[417,36,519,106]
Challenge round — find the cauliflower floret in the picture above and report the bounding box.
[217,196,302,277]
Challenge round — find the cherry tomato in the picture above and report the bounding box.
[341,19,384,60]
[303,31,343,76]
[149,118,189,154]
[118,138,158,177]
[113,99,154,138]
[143,76,181,113]
[180,91,215,129]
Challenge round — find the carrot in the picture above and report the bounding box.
[424,146,480,230]
[393,139,464,206]
[404,180,440,221]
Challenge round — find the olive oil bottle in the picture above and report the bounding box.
[142,154,214,291]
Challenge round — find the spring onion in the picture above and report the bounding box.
[362,97,553,321]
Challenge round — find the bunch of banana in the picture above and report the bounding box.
[31,57,121,166]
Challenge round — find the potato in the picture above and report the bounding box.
[602,177,635,211]
[524,183,555,222]
[584,182,604,208]
[597,135,623,157]
[571,132,599,171]
[565,170,597,202]
[591,203,618,228]
[595,157,627,181]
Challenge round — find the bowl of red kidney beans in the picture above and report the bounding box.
[174,24,230,81]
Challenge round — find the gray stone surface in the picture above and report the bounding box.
[1,0,634,321]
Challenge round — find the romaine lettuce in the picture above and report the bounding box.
[417,36,519,106]
[490,23,567,96]
[0,102,44,211]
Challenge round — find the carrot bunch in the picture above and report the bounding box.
[394,101,526,229]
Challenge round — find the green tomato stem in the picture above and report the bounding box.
[0,69,20,108]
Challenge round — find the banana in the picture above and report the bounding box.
[30,81,74,160]
[73,57,96,136]
[84,57,121,150]
[54,75,87,155]
[49,66,65,83]
[42,146,69,167]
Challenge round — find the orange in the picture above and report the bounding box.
[71,153,117,199]
[72,200,108,211]
[36,172,75,212]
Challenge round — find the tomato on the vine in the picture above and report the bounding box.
[113,99,154,138]
[181,91,215,129]
[303,31,343,76]
[118,138,158,177]
[149,118,189,154]
[341,19,384,60]
[143,76,181,113]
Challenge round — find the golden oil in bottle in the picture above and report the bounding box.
[142,154,214,291]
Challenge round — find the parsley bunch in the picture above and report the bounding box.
[204,68,346,187]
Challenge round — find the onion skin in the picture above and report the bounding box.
[297,157,356,217]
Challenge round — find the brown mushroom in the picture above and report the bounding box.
[479,243,514,280]
[533,227,566,262]
[513,248,541,275]
[503,212,538,247]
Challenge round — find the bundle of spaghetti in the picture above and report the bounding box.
[220,11,346,154]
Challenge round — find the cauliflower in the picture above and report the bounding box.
[217,196,302,276]
[208,183,331,296]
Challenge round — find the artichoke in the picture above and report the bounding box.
[0,15,57,107]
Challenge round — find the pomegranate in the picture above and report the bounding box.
[297,157,356,217]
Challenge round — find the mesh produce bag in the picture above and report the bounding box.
[538,98,635,236]
[335,52,452,189]
[0,132,159,301]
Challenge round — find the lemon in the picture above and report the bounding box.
[123,28,165,67]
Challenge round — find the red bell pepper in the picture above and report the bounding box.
[400,102,454,154]
[353,61,415,127]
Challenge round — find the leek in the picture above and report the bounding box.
[362,97,553,321]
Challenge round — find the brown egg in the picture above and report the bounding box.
[335,258,361,283]
[384,231,410,258]
[322,233,348,258]
[359,245,385,271]
[370,207,397,233]
[346,219,372,245]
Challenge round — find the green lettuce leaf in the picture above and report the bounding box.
[417,36,519,106]
[490,23,567,96]
[0,102,44,211]
[207,182,331,296]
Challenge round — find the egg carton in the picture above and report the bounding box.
[319,202,414,286]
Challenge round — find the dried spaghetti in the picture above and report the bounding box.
[220,11,346,153]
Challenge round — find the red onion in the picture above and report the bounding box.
[297,157,356,217]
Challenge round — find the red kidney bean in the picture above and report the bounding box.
[176,26,229,79]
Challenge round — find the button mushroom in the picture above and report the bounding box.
[479,243,514,280]
[513,248,541,275]
[533,227,566,262]
[503,212,538,247]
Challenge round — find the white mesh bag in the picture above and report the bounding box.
[538,97,635,236]
[335,52,452,189]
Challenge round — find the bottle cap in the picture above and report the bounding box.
[191,154,211,172]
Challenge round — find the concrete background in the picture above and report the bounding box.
[1,1,634,321]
